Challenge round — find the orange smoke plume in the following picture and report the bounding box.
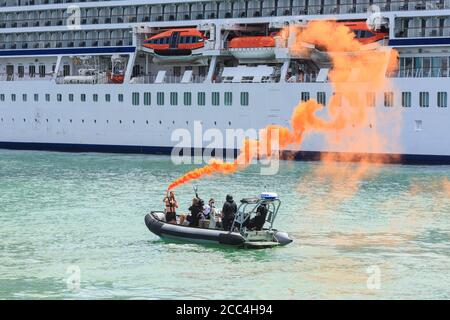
[168,20,399,190]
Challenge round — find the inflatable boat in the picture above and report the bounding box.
[145,192,293,249]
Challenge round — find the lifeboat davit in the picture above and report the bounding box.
[143,28,207,63]
[228,35,277,60]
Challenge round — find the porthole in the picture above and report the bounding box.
[58,119,60,123]
[70,119,72,123]
[23,118,26,122]
[46,119,48,122]
[106,120,109,124]
[133,120,135,124]
[228,121,231,126]
[12,118,14,122]
[94,120,97,123]
[159,120,162,124]
[146,120,149,124]
[82,119,84,123]
[214,121,217,125]
[35,119,37,122]
[172,120,175,124]
[119,120,122,124]
[186,121,189,125]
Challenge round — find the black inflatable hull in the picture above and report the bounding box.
[145,212,246,246]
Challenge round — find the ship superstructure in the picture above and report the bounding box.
[0,1,449,163]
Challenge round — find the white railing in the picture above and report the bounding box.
[0,73,53,81]
[130,74,207,84]
[388,68,450,78]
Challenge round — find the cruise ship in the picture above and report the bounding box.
[0,0,449,164]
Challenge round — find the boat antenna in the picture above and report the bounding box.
[193,185,199,199]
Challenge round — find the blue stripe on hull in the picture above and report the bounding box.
[0,141,450,165]
[389,38,450,46]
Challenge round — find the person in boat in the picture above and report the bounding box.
[245,203,268,231]
[163,191,178,224]
[203,198,221,229]
[185,197,203,227]
[221,194,237,231]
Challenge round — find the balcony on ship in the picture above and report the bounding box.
[394,16,450,38]
[388,56,450,78]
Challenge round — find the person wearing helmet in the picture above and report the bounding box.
[221,194,237,231]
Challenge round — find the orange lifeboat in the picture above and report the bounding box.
[229,36,276,49]
[339,21,388,45]
[110,74,124,84]
[228,34,277,60]
[143,28,207,56]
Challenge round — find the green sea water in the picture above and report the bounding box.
[0,149,449,299]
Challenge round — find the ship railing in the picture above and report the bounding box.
[1,1,449,30]
[0,73,53,81]
[388,68,450,78]
[395,25,450,38]
[286,73,319,83]
[130,74,207,84]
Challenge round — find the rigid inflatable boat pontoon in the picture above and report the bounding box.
[145,192,293,249]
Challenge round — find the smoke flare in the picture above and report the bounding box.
[168,20,399,191]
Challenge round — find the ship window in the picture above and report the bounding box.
[34,94,39,102]
[69,94,74,102]
[105,94,111,102]
[317,92,326,105]
[240,92,249,106]
[301,92,310,102]
[93,94,98,102]
[11,94,16,102]
[198,92,206,106]
[437,92,447,108]
[39,65,46,78]
[419,92,429,108]
[415,120,423,131]
[29,65,36,78]
[144,92,151,106]
[132,92,140,106]
[45,94,50,102]
[180,37,186,44]
[170,92,178,106]
[224,92,233,106]
[81,94,86,102]
[0,94,4,101]
[157,92,164,106]
[366,92,376,107]
[384,92,394,107]
[118,94,124,102]
[212,92,220,106]
[22,94,27,102]
[184,92,192,106]
[18,65,24,78]
[63,65,70,77]
[402,92,411,108]
[57,94,62,102]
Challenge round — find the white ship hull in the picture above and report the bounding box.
[0,78,449,163]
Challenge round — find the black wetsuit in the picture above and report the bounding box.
[222,200,237,231]
[247,204,268,231]
[187,203,203,227]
